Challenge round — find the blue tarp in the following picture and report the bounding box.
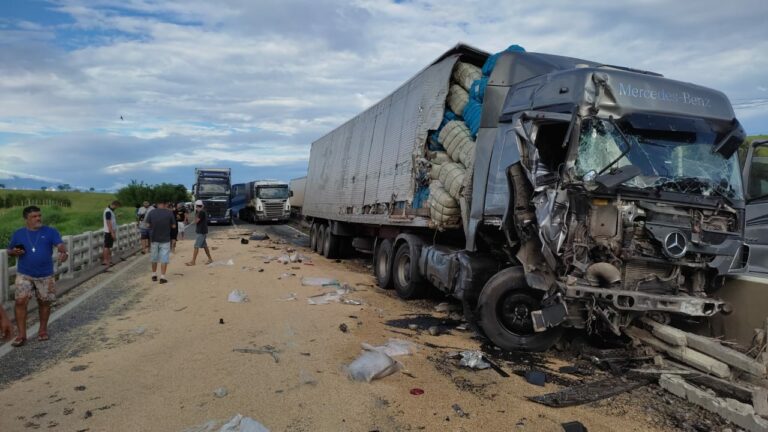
[412,185,430,208]
[463,98,482,138]
[469,77,488,102]
[481,44,525,76]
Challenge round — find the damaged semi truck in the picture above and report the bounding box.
[303,43,768,351]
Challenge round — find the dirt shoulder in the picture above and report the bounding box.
[0,226,710,431]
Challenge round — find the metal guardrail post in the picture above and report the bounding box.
[0,249,8,303]
[64,235,75,279]
[87,231,94,268]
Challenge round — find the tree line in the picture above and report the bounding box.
[115,180,191,208]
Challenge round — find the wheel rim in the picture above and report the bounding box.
[396,252,410,287]
[497,293,537,335]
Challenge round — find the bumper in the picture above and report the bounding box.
[255,212,290,222]
[563,284,727,317]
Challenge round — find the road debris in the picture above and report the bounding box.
[301,277,339,286]
[277,293,297,302]
[459,351,490,370]
[249,232,269,241]
[208,259,235,267]
[561,420,587,432]
[213,387,228,398]
[528,376,648,408]
[361,339,417,357]
[524,370,547,386]
[240,238,249,244]
[227,290,249,303]
[452,403,468,418]
[339,323,348,333]
[346,351,402,382]
[219,414,270,432]
[233,345,280,363]
[410,388,424,395]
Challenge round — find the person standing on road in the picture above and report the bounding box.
[174,202,189,242]
[144,201,176,284]
[168,202,179,253]
[102,200,121,267]
[185,200,213,266]
[137,201,154,254]
[5,206,68,347]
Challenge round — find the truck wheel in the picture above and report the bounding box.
[477,267,563,352]
[393,241,426,299]
[316,225,326,254]
[374,238,394,289]
[309,223,318,251]
[322,226,340,259]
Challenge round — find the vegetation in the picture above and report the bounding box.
[116,180,191,207]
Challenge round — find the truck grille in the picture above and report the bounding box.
[205,201,228,218]
[264,202,284,218]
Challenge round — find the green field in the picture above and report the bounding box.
[0,190,137,248]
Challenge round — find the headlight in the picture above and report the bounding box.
[284,200,291,211]
[255,201,263,212]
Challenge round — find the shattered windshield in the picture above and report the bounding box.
[256,186,289,199]
[575,117,744,201]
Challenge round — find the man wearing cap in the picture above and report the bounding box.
[186,200,213,266]
[136,201,154,254]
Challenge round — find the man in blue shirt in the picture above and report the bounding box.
[5,206,68,347]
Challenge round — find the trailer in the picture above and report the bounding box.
[302,43,768,351]
[289,176,307,217]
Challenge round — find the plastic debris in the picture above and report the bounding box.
[301,277,340,286]
[361,339,417,357]
[233,345,280,363]
[346,350,402,382]
[307,292,342,305]
[276,255,291,264]
[561,421,587,432]
[278,272,296,279]
[227,290,249,303]
[410,388,424,395]
[134,326,146,335]
[214,387,229,398]
[459,351,490,370]
[525,370,547,387]
[208,259,235,267]
[277,293,297,301]
[219,414,270,432]
[341,298,363,306]
[249,232,269,241]
[452,403,468,418]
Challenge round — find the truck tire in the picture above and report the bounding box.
[374,238,394,289]
[477,267,563,352]
[392,242,427,299]
[316,225,326,255]
[309,223,318,251]
[322,226,340,259]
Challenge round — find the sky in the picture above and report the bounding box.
[0,0,767,191]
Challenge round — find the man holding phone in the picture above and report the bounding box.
[5,206,68,347]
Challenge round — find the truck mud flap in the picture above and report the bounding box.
[527,376,649,407]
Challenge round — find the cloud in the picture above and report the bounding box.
[0,0,767,190]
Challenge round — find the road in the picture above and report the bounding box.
[0,222,722,431]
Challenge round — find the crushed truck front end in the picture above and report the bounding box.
[479,65,750,349]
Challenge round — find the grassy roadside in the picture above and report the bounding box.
[0,190,137,248]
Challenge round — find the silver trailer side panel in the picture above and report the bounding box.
[304,55,460,225]
[288,177,306,209]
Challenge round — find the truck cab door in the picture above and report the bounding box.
[743,139,768,275]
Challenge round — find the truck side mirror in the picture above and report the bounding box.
[289,190,294,197]
[713,120,746,159]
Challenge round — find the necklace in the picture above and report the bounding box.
[25,228,42,253]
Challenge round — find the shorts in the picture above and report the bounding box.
[140,229,151,240]
[177,222,185,235]
[104,232,114,248]
[15,273,56,302]
[150,242,171,264]
[194,234,208,249]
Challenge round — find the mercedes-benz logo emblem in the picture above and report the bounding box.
[663,231,687,258]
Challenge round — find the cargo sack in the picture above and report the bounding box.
[463,98,482,138]
[447,84,469,116]
[438,121,475,167]
[428,181,460,225]
[438,162,466,201]
[469,77,488,102]
[452,62,482,92]
[428,151,451,165]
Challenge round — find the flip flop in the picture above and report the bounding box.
[37,333,49,342]
[11,337,26,347]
